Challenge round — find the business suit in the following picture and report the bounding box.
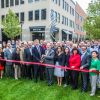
[81,52,91,92]
[24,47,33,79]
[4,48,13,77]
[32,45,45,82]
[44,49,55,85]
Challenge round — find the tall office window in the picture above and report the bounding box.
[62,0,64,9]
[6,0,9,7]
[72,8,74,16]
[20,12,24,21]
[28,0,33,3]
[58,0,60,6]
[70,6,72,14]
[55,11,57,22]
[67,18,68,26]
[15,0,19,5]
[20,0,24,4]
[67,3,69,12]
[35,10,39,20]
[62,16,64,24]
[16,13,19,18]
[10,0,14,6]
[58,13,60,23]
[1,15,5,21]
[41,9,46,20]
[1,0,4,8]
[28,11,33,21]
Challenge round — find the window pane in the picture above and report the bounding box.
[28,11,33,21]
[10,0,14,6]
[1,15,5,21]
[41,9,46,20]
[15,0,19,5]
[1,0,4,8]
[6,0,9,7]
[20,0,24,4]
[20,12,24,21]
[35,10,39,20]
[28,0,33,3]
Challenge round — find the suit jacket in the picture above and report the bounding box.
[64,54,70,67]
[32,46,45,62]
[0,52,4,66]
[24,47,33,62]
[54,53,65,66]
[4,48,13,66]
[81,52,91,69]
[12,52,20,65]
[44,49,55,68]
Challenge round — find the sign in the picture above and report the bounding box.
[30,26,45,32]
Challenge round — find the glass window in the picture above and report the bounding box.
[62,16,64,24]
[62,0,64,9]
[67,3,69,12]
[10,0,14,6]
[58,13,60,23]
[16,13,19,18]
[55,11,57,22]
[20,12,24,21]
[28,0,33,3]
[72,8,74,16]
[15,0,19,5]
[1,0,4,8]
[58,0,60,6]
[20,0,24,4]
[70,6,71,14]
[28,11,33,21]
[41,9,46,20]
[6,0,9,7]
[1,15,5,21]
[67,18,68,26]
[35,10,39,20]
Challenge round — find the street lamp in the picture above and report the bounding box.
[20,21,23,41]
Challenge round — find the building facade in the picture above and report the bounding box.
[75,2,87,41]
[0,0,85,42]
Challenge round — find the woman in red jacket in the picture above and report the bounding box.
[69,48,81,89]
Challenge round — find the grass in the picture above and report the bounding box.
[0,78,99,100]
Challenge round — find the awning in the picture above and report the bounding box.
[62,29,72,34]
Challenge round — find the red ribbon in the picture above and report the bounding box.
[0,58,99,74]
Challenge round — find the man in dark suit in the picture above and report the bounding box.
[80,45,91,92]
[43,43,55,86]
[32,39,45,82]
[24,41,33,80]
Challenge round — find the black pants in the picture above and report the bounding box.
[34,65,44,82]
[26,64,34,79]
[81,72,89,92]
[46,68,54,85]
[64,70,72,85]
[71,71,79,89]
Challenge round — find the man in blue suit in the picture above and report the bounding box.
[4,43,13,77]
[24,41,33,80]
[80,45,91,92]
[32,39,45,82]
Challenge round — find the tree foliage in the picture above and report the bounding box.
[1,9,21,39]
[83,0,100,40]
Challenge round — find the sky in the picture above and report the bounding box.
[74,0,91,12]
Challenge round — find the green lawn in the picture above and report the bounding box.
[0,78,99,100]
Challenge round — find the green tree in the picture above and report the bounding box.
[83,0,100,40]
[1,9,21,39]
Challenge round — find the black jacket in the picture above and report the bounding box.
[0,52,4,66]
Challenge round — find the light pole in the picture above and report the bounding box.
[20,21,23,41]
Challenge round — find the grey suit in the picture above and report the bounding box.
[81,52,91,92]
[4,48,13,77]
[44,49,55,85]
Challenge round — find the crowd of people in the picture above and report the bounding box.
[0,39,100,96]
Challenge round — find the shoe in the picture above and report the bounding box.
[90,93,95,96]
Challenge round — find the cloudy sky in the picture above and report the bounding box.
[75,0,91,12]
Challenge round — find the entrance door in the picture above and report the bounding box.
[32,32,45,41]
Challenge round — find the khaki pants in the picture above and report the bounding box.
[90,75,97,94]
[14,65,21,79]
